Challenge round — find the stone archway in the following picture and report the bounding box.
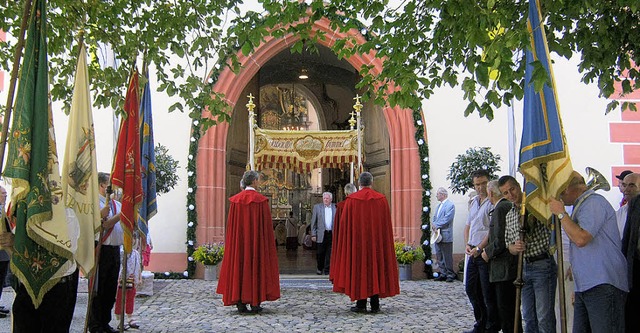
[195,17,423,253]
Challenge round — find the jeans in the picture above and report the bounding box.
[466,255,499,332]
[574,284,626,333]
[522,257,557,333]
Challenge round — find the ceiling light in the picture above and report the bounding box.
[298,68,309,80]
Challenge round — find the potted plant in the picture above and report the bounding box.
[394,242,425,281]
[193,242,224,280]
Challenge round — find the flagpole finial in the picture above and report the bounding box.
[246,94,256,113]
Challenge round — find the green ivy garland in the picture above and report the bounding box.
[413,109,434,278]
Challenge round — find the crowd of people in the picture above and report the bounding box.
[0,172,149,333]
[0,166,638,333]
[430,168,640,333]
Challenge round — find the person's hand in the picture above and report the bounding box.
[509,240,526,255]
[311,236,316,242]
[549,197,565,216]
[481,251,489,262]
[470,247,480,258]
[465,244,473,256]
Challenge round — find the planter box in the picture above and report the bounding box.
[398,264,412,281]
[204,265,218,281]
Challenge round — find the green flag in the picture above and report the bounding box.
[3,0,75,308]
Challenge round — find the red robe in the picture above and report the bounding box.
[331,187,400,301]
[216,189,280,306]
[329,200,345,282]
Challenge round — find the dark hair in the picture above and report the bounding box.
[359,172,373,186]
[498,175,518,188]
[98,172,110,186]
[471,169,490,180]
[242,170,259,187]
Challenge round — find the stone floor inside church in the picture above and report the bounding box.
[276,244,318,275]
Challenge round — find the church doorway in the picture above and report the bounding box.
[223,44,390,274]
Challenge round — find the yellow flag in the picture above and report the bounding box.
[62,43,101,275]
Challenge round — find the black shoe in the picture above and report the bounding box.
[103,326,119,333]
[0,306,9,314]
[350,306,367,313]
[370,307,380,314]
[446,277,455,282]
[236,303,249,314]
[435,275,447,281]
[250,304,263,313]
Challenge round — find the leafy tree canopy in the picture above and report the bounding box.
[1,0,638,127]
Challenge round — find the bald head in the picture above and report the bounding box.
[622,173,640,203]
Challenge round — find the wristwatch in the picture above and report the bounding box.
[557,212,567,220]
[477,247,483,254]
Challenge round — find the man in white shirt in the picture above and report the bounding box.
[89,172,123,333]
[311,192,336,275]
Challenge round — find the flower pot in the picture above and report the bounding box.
[204,265,218,281]
[398,263,412,281]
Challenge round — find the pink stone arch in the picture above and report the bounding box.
[196,17,423,248]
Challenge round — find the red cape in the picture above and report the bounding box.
[331,188,400,301]
[216,190,280,306]
[329,200,345,282]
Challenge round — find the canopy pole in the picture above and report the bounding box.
[247,94,256,170]
[354,95,363,176]
[348,107,357,184]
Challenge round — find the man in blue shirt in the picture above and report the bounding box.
[550,171,628,332]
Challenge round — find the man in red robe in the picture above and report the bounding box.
[332,172,400,313]
[216,170,280,314]
[329,183,357,283]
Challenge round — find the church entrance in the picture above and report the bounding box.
[195,17,423,279]
[224,45,390,274]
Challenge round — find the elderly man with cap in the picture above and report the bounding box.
[617,170,636,238]
[550,171,628,332]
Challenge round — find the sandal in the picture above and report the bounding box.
[128,321,140,329]
[118,324,130,331]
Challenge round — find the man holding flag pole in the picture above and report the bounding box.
[511,0,576,332]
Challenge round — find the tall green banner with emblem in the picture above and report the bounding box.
[4,0,75,308]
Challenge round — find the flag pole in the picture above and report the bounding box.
[0,0,33,177]
[555,216,567,333]
[84,183,111,333]
[513,191,526,333]
[120,250,127,332]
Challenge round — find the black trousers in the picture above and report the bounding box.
[317,230,332,273]
[13,269,79,333]
[90,245,121,330]
[626,258,640,333]
[493,279,521,333]
[0,260,8,301]
[356,295,380,309]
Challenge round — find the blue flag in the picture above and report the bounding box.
[519,0,573,226]
[138,73,157,240]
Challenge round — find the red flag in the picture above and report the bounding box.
[111,69,143,254]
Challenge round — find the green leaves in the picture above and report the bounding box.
[446,147,501,194]
[1,0,637,124]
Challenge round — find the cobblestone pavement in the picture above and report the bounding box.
[0,277,474,332]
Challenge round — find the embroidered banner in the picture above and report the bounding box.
[254,128,361,173]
